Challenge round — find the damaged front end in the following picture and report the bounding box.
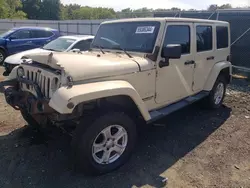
[2,77,56,127]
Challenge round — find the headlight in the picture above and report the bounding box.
[17,67,25,78]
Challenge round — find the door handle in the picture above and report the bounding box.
[207,56,214,60]
[26,41,32,44]
[184,60,195,65]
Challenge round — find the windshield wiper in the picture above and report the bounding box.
[91,44,105,54]
[113,44,133,58]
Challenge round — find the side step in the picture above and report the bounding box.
[148,91,209,123]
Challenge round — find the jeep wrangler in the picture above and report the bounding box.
[1,17,232,175]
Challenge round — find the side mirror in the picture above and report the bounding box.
[162,44,181,59]
[159,44,182,68]
[8,36,17,41]
[70,48,80,53]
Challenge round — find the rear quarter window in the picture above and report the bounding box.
[31,30,54,38]
[216,26,229,49]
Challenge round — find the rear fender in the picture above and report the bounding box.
[49,80,151,121]
[204,61,232,91]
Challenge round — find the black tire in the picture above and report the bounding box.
[203,75,227,109]
[71,111,137,176]
[20,110,40,130]
[0,49,6,65]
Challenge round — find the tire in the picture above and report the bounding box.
[0,49,6,65]
[20,110,40,130]
[71,111,137,176]
[203,75,227,109]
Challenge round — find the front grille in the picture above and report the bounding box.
[20,65,60,98]
[26,70,51,98]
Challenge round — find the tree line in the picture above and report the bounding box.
[0,0,238,20]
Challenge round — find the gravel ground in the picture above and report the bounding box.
[0,67,249,188]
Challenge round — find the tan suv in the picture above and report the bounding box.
[2,17,232,175]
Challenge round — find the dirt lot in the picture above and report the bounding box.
[0,66,249,188]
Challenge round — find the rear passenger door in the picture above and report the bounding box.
[30,30,55,48]
[193,23,216,92]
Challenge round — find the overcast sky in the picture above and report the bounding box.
[61,0,249,11]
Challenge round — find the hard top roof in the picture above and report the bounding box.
[103,17,229,25]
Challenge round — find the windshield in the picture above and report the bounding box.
[43,38,76,52]
[0,30,15,38]
[92,21,160,53]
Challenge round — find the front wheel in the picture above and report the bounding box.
[72,112,137,175]
[20,110,40,130]
[204,75,227,109]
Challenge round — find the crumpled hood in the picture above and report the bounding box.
[5,48,51,65]
[24,51,154,81]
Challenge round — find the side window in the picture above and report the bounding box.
[163,25,190,54]
[196,26,213,52]
[31,30,54,38]
[10,30,31,39]
[216,26,229,49]
[72,39,93,51]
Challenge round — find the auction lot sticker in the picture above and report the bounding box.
[136,26,155,34]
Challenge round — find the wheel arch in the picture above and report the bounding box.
[0,46,7,55]
[204,61,232,91]
[49,80,152,121]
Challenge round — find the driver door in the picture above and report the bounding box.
[6,29,32,54]
[155,22,195,105]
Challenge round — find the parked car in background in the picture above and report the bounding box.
[0,27,60,64]
[3,35,94,75]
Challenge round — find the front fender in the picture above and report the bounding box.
[49,80,151,121]
[204,61,232,91]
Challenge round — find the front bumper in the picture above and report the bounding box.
[2,78,54,114]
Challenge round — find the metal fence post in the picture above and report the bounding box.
[67,22,69,35]
[77,22,79,34]
[58,22,60,33]
[90,22,93,35]
[216,11,220,20]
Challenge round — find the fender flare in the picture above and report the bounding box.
[204,61,232,91]
[49,80,152,121]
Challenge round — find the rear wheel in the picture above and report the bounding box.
[203,75,227,109]
[72,111,137,175]
[0,49,6,64]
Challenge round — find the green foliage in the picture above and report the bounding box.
[0,0,26,19]
[208,4,233,11]
[0,0,235,20]
[22,0,41,19]
[40,0,61,20]
[0,0,9,19]
[72,7,116,19]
